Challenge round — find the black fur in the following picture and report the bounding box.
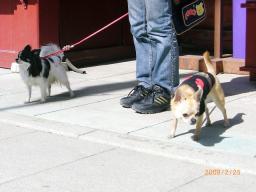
[17,45,52,78]
[42,59,51,78]
[28,53,42,77]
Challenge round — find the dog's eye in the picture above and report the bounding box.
[195,112,200,117]
[183,113,189,118]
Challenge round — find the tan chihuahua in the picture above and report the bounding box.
[170,51,230,141]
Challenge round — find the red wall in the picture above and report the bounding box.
[0,0,39,68]
[0,0,59,68]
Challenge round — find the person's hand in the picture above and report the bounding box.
[62,45,73,51]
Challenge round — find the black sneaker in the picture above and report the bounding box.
[132,85,171,114]
[120,85,150,108]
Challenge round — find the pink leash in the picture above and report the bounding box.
[42,12,129,59]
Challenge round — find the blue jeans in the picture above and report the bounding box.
[127,0,179,93]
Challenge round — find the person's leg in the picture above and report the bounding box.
[120,0,152,108]
[146,0,179,93]
[132,0,179,113]
[127,0,152,88]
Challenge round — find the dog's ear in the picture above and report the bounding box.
[194,87,203,102]
[173,89,182,103]
[32,49,41,56]
[24,45,32,52]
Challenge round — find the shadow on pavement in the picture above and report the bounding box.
[174,113,245,146]
[0,80,137,112]
[221,76,256,97]
[0,72,195,112]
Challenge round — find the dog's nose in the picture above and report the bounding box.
[190,118,197,125]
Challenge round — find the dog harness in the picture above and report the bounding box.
[181,72,215,116]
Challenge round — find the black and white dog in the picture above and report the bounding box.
[16,44,86,103]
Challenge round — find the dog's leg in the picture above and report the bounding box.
[193,114,204,141]
[39,80,47,102]
[212,84,230,127]
[25,85,32,103]
[205,105,211,126]
[48,85,51,96]
[212,96,230,127]
[65,81,74,97]
[56,71,74,97]
[169,118,178,139]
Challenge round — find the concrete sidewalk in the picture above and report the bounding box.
[1,60,256,191]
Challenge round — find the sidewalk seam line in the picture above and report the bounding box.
[0,147,116,186]
[78,129,99,137]
[0,131,38,143]
[127,119,171,134]
[34,96,121,117]
[167,175,205,192]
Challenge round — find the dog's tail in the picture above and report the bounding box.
[203,51,216,75]
[64,58,86,74]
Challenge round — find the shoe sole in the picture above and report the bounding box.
[121,104,131,108]
[120,101,132,108]
[131,105,170,114]
[120,99,145,109]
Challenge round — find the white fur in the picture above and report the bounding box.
[11,62,20,73]
[19,44,74,103]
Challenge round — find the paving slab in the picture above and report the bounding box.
[0,125,113,185]
[0,68,11,75]
[170,174,256,192]
[0,147,206,192]
[0,143,255,192]
[37,97,171,134]
[0,77,135,117]
[0,112,95,137]
[80,128,256,175]
[0,122,36,141]
[2,111,256,175]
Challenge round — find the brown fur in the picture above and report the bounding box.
[170,51,230,141]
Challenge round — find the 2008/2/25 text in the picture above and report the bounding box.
[205,169,240,176]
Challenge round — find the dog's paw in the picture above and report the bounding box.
[192,135,199,141]
[224,120,230,128]
[40,98,46,103]
[168,135,175,139]
[206,121,212,126]
[40,100,46,103]
[70,92,75,98]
